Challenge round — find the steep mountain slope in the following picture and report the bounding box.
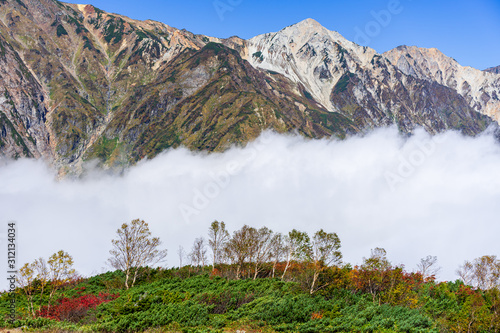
[0,0,217,170]
[0,0,358,173]
[0,31,51,159]
[86,42,357,165]
[0,1,495,173]
[384,46,500,121]
[244,19,491,134]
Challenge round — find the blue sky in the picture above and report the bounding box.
[65,0,500,70]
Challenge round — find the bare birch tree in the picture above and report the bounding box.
[363,248,391,270]
[281,229,309,281]
[308,230,342,294]
[417,255,441,280]
[208,220,230,269]
[251,227,274,279]
[108,219,167,289]
[224,225,257,279]
[458,255,500,290]
[190,237,208,267]
[291,229,342,294]
[269,233,285,278]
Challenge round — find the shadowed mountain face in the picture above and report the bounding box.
[485,66,500,75]
[0,0,495,173]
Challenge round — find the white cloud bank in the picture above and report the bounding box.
[1,127,500,290]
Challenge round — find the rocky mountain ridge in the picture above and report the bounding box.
[243,19,492,134]
[384,46,500,122]
[0,0,497,174]
[485,66,500,75]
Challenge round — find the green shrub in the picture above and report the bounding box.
[56,24,68,37]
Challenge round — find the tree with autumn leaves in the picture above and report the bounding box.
[192,223,342,294]
[348,248,425,307]
[18,250,77,318]
[13,217,500,331]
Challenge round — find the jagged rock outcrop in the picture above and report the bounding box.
[384,46,500,122]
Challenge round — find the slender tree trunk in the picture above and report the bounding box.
[34,281,46,317]
[47,288,57,315]
[39,282,45,306]
[27,293,35,317]
[281,260,291,281]
[368,279,376,303]
[310,271,319,295]
[236,264,241,280]
[467,310,476,333]
[125,267,130,289]
[131,267,139,288]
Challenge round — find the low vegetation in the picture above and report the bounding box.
[1,220,499,332]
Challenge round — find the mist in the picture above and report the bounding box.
[1,127,500,290]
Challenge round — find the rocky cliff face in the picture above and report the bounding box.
[384,46,500,122]
[0,1,496,174]
[0,25,51,160]
[244,18,375,112]
[244,19,491,134]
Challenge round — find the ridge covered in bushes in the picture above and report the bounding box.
[2,263,500,332]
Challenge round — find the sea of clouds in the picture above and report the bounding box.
[1,127,500,290]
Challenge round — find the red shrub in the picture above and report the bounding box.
[37,292,119,322]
